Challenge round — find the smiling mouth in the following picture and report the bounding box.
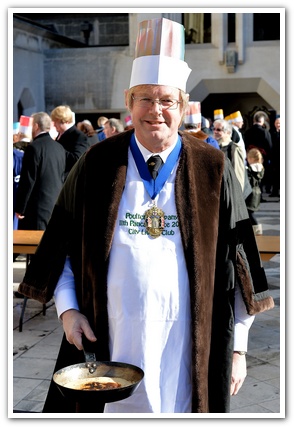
[146,120,165,125]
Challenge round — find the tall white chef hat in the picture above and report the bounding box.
[185,101,201,125]
[129,18,191,92]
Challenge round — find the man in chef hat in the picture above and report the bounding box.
[184,100,202,131]
[230,110,246,160]
[214,108,224,120]
[184,101,219,149]
[124,115,134,130]
[18,17,273,414]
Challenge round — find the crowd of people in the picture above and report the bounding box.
[13,17,276,415]
[209,108,280,233]
[13,103,280,239]
[181,105,279,234]
[12,110,125,232]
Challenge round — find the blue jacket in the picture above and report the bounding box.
[13,148,24,229]
[205,135,219,149]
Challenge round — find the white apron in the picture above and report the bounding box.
[104,148,192,413]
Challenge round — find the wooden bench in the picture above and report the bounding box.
[13,230,44,258]
[13,230,45,332]
[255,235,280,261]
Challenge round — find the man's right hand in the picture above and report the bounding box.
[60,309,97,351]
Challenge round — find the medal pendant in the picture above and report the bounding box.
[144,203,165,238]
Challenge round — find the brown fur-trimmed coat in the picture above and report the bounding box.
[19,130,274,413]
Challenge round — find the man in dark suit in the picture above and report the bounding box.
[51,105,90,178]
[15,112,66,230]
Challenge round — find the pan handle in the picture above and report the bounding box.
[82,335,97,372]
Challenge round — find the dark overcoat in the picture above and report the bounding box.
[15,132,66,230]
[57,125,90,176]
[19,130,274,413]
[244,124,273,162]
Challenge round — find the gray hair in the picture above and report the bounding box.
[213,119,232,136]
[31,112,52,132]
[106,118,124,133]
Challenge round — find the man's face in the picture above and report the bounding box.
[127,85,184,152]
[213,121,225,142]
[235,120,244,129]
[52,119,68,134]
[104,122,114,138]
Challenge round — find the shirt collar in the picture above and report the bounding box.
[133,133,179,163]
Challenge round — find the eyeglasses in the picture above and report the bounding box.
[132,96,182,110]
[213,127,224,132]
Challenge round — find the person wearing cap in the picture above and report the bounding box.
[184,101,219,149]
[225,115,237,143]
[214,108,224,121]
[124,115,134,130]
[230,111,246,161]
[213,118,251,200]
[220,111,241,148]
[18,17,274,414]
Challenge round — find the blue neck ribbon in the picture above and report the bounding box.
[130,133,182,200]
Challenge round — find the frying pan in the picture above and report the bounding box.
[53,339,144,404]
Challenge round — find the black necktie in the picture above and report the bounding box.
[147,155,163,180]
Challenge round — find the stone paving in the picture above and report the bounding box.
[10,194,283,418]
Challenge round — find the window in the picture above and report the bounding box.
[253,13,280,41]
[183,13,211,44]
[228,13,236,43]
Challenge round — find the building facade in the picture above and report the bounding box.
[12,10,282,130]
